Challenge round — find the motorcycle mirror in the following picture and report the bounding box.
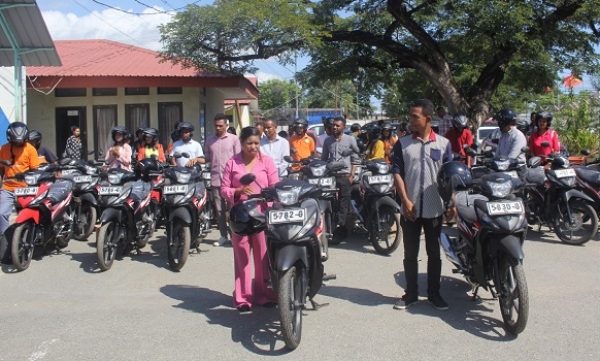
[173,152,183,159]
[240,173,256,186]
[182,152,191,158]
[581,149,591,156]
[541,141,550,148]
[521,146,530,154]
[0,160,12,166]
[452,153,463,161]
[465,148,477,157]
[283,156,294,163]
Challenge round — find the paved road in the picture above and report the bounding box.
[1,225,599,361]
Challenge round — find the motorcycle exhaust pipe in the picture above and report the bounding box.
[439,233,465,271]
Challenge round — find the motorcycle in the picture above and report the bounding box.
[439,161,529,335]
[2,161,75,271]
[200,162,216,227]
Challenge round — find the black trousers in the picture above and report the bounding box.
[335,175,351,228]
[400,216,443,298]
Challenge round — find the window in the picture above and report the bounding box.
[55,88,86,97]
[93,105,117,155]
[125,87,149,96]
[158,102,183,147]
[125,104,150,136]
[93,88,117,96]
[157,87,182,95]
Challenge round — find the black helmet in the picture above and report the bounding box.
[368,124,382,139]
[452,113,469,130]
[515,118,530,134]
[7,122,28,145]
[381,122,393,131]
[293,118,308,129]
[323,117,335,129]
[111,125,129,142]
[229,201,266,235]
[536,111,553,127]
[142,127,160,143]
[493,108,517,129]
[170,129,180,142]
[437,161,472,205]
[177,122,195,135]
[136,127,147,137]
[27,129,42,148]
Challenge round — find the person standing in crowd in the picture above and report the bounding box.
[437,106,453,137]
[321,117,359,241]
[254,121,265,139]
[444,113,474,166]
[205,113,241,247]
[105,126,132,171]
[137,127,166,162]
[260,119,290,177]
[289,118,315,165]
[133,127,147,155]
[396,121,410,138]
[392,99,453,311]
[529,111,560,157]
[64,126,82,160]
[27,130,58,164]
[288,118,318,145]
[381,122,397,164]
[221,126,278,313]
[227,126,237,136]
[495,109,528,163]
[350,123,365,154]
[170,122,205,167]
[0,122,40,235]
[318,117,334,151]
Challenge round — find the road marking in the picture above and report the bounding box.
[28,339,58,361]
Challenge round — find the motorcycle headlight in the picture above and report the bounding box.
[276,187,301,206]
[309,164,326,177]
[488,180,512,198]
[85,165,98,175]
[108,173,124,184]
[375,163,391,174]
[494,159,509,171]
[175,171,192,184]
[25,174,41,186]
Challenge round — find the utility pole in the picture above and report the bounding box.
[295,50,299,119]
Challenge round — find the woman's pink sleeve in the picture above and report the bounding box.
[119,144,132,166]
[220,159,237,205]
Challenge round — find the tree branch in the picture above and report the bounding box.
[384,20,400,39]
[219,40,302,62]
[407,0,438,16]
[589,19,600,38]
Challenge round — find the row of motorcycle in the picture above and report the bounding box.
[1,152,215,273]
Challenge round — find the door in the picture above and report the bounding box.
[55,107,87,159]
[93,105,117,160]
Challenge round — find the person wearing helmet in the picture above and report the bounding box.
[288,118,318,145]
[381,122,397,164]
[105,126,132,171]
[134,127,147,150]
[289,118,316,165]
[444,113,474,165]
[365,124,385,160]
[166,124,182,155]
[205,113,241,247]
[391,99,454,311]
[495,108,527,163]
[529,111,560,156]
[64,126,82,160]
[221,126,279,312]
[27,130,58,164]
[170,122,205,167]
[0,122,41,234]
[137,127,166,163]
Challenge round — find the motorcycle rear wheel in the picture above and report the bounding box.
[553,200,597,245]
[278,266,303,350]
[74,203,97,241]
[97,222,119,271]
[167,222,190,271]
[11,222,35,272]
[496,258,529,335]
[370,206,401,255]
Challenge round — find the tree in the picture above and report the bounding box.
[160,1,600,125]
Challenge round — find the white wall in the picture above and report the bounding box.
[0,67,26,123]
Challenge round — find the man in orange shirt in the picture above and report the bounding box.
[0,122,40,235]
[288,118,315,169]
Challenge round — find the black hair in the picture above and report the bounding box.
[214,113,228,122]
[227,126,237,135]
[410,99,435,118]
[333,116,346,125]
[70,126,80,133]
[350,123,361,132]
[239,126,260,143]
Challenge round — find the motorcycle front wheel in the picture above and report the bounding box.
[11,222,35,272]
[74,203,97,241]
[96,222,119,271]
[370,206,401,255]
[553,200,598,245]
[496,257,529,335]
[278,266,303,350]
[167,222,190,271]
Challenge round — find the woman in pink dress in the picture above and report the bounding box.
[105,126,132,171]
[221,126,278,313]
[529,111,560,157]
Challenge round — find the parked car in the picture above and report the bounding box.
[308,124,352,136]
[477,125,500,149]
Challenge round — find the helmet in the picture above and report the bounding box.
[436,161,472,205]
[229,201,266,235]
[381,122,393,131]
[452,113,469,130]
[515,118,530,134]
[170,129,180,142]
[493,109,517,129]
[27,129,42,148]
[135,157,160,181]
[111,125,129,142]
[136,127,147,137]
[293,118,308,129]
[177,122,194,135]
[7,122,28,145]
[323,117,335,129]
[142,127,160,143]
[368,124,382,139]
[536,111,553,127]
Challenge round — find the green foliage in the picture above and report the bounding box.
[553,92,600,155]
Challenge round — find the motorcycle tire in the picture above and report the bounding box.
[496,257,529,335]
[74,204,97,241]
[553,200,598,245]
[97,222,119,271]
[11,222,35,272]
[167,222,190,272]
[278,266,303,350]
[370,206,401,256]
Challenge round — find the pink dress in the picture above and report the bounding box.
[105,144,132,171]
[221,153,279,308]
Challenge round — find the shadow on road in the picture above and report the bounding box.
[319,285,397,306]
[160,284,292,356]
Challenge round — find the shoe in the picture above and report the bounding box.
[427,294,449,310]
[213,236,228,247]
[237,304,252,313]
[393,295,418,310]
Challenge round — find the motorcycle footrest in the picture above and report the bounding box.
[322,273,337,281]
[451,269,462,274]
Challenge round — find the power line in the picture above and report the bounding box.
[73,0,145,45]
[90,0,201,15]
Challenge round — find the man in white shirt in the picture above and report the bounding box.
[260,119,290,177]
[169,122,205,167]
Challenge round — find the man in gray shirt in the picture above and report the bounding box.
[260,119,290,177]
[321,117,359,241]
[495,109,527,163]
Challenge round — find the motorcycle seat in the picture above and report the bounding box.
[455,191,488,224]
[47,181,74,203]
[575,166,600,186]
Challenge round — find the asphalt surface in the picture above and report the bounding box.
[1,223,599,361]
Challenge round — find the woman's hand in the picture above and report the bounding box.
[236,185,254,196]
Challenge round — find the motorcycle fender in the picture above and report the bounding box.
[373,196,401,213]
[275,245,308,273]
[100,208,122,223]
[79,192,98,206]
[497,235,525,260]
[563,189,594,204]
[168,207,192,225]
[15,209,40,224]
[318,199,331,214]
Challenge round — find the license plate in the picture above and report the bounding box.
[320,177,334,187]
[308,178,319,185]
[14,187,38,196]
[368,175,390,184]
[268,209,306,224]
[62,169,78,175]
[99,186,123,195]
[164,185,188,194]
[73,175,92,183]
[487,201,523,216]
[503,171,519,179]
[555,168,575,178]
[202,172,211,180]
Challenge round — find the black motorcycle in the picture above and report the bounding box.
[439,161,529,335]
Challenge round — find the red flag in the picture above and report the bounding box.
[543,87,552,94]
[564,74,583,88]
